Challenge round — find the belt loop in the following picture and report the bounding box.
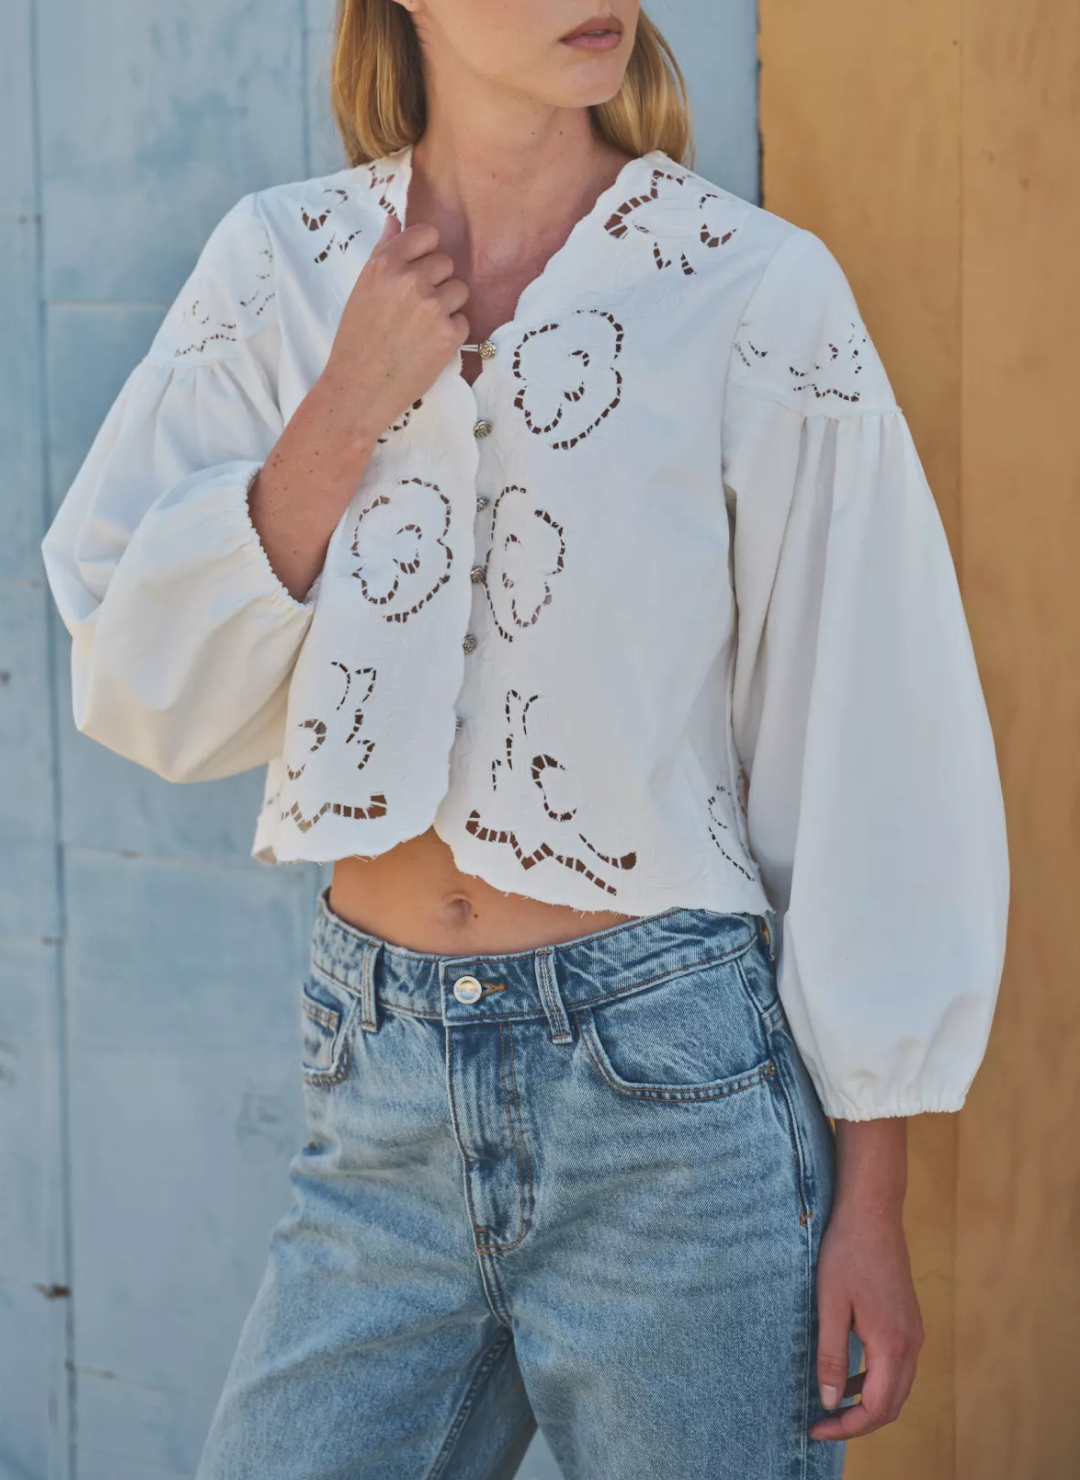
[535,946,573,1045]
[360,941,381,1033]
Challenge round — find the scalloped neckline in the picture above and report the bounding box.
[375,142,671,342]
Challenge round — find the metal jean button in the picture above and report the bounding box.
[453,975,483,1005]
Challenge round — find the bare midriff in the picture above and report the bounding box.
[328,828,636,954]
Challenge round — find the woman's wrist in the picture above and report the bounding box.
[299,367,384,473]
[830,1117,908,1222]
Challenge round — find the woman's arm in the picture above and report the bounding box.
[248,212,470,602]
[808,1119,924,1440]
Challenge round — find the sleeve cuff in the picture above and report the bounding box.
[821,1088,970,1122]
[239,465,321,615]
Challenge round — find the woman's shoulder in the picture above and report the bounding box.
[655,166,900,417]
[252,150,407,269]
[146,153,406,366]
[628,152,866,335]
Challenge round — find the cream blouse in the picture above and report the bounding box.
[40,143,1009,1121]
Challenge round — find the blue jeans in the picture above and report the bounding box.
[196,888,861,1479]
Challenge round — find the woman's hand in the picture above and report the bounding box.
[317,211,472,447]
[248,212,471,602]
[808,1117,924,1442]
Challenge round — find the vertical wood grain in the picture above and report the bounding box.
[955,0,1080,1473]
[758,2,963,1475]
[761,1,1080,1476]
[757,5,958,1474]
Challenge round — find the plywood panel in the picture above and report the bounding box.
[759,4,964,1475]
[955,0,1080,1473]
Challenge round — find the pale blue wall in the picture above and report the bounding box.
[0,2,759,1475]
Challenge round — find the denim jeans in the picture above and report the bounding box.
[195,887,861,1479]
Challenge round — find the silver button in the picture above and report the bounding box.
[453,975,483,1005]
[473,419,493,439]
[455,715,463,731]
[478,339,496,359]
[469,564,486,583]
[476,495,490,511]
[462,633,477,653]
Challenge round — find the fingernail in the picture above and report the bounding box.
[820,1384,841,1409]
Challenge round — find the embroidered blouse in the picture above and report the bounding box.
[40,143,1009,1121]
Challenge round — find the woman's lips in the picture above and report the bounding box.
[560,16,624,50]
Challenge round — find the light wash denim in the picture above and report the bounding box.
[196,888,863,1479]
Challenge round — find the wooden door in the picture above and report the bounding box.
[758,2,1080,1475]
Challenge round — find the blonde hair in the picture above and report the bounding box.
[330,2,693,169]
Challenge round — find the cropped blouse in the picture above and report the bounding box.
[40,143,1010,1121]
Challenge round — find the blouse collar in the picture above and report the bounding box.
[368,141,677,323]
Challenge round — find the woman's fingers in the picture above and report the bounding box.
[815,1291,853,1412]
[809,1331,919,1441]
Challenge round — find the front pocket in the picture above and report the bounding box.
[300,969,357,1086]
[577,950,776,1103]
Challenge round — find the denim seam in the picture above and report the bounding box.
[301,992,361,1087]
[422,1327,516,1480]
[300,995,339,1033]
[443,1034,514,1320]
[765,1054,815,1228]
[577,1009,777,1103]
[321,934,761,1028]
[797,1173,814,1475]
[475,1022,534,1254]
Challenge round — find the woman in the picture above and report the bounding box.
[40,1,1009,1476]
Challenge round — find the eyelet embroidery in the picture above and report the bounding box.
[160,216,276,361]
[706,782,757,883]
[604,167,738,275]
[787,320,869,404]
[483,485,565,640]
[350,477,453,623]
[377,399,423,443]
[301,186,366,264]
[512,310,624,450]
[465,689,637,897]
[366,162,400,218]
[734,337,768,371]
[282,662,387,832]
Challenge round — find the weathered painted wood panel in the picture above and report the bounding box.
[0,2,70,1478]
[3,2,759,1477]
[760,0,1080,1475]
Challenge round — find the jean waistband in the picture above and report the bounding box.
[310,885,771,1039]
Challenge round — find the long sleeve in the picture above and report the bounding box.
[724,228,1009,1121]
[40,192,317,784]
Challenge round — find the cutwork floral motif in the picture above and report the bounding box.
[282,662,387,833]
[367,162,400,217]
[733,310,873,406]
[377,399,423,443]
[706,781,757,883]
[465,689,637,897]
[350,477,453,623]
[512,310,624,450]
[787,319,869,404]
[170,242,275,358]
[604,167,737,275]
[483,485,565,640]
[300,186,367,264]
